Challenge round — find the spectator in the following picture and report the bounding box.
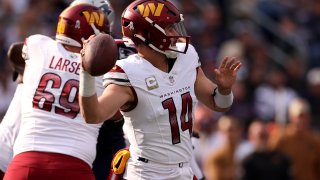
[254,64,297,124]
[241,119,292,180]
[304,68,320,129]
[192,103,219,170]
[269,97,320,180]
[203,115,242,180]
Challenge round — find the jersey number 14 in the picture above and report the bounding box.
[162,92,193,145]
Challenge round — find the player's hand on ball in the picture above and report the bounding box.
[80,35,95,59]
[81,33,118,76]
[213,57,241,94]
[82,35,96,46]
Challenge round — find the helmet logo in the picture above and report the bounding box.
[75,20,80,29]
[137,3,164,17]
[129,21,134,30]
[57,21,66,34]
[82,11,105,26]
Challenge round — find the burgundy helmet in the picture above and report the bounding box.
[70,0,115,33]
[121,0,189,58]
[56,4,110,47]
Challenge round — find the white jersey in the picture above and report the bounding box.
[104,44,200,165]
[14,34,103,167]
[0,84,23,172]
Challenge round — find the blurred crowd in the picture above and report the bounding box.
[1,0,320,179]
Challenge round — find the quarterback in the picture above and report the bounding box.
[79,0,241,179]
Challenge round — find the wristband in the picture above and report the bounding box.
[79,67,96,97]
[212,87,233,108]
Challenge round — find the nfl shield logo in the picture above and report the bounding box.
[169,75,175,84]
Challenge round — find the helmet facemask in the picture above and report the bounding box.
[162,17,189,58]
[95,0,115,33]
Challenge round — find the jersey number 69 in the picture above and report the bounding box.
[32,73,80,119]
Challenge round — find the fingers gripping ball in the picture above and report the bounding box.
[81,33,118,76]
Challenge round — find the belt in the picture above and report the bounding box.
[137,157,185,168]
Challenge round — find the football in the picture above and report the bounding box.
[81,33,118,76]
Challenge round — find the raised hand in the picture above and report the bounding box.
[213,57,241,94]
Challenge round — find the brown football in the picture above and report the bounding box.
[81,33,118,76]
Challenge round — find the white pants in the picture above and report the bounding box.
[123,158,194,180]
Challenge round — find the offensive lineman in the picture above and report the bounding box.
[3,4,110,180]
[0,1,136,179]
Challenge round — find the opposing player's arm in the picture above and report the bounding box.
[80,83,133,124]
[7,42,24,66]
[7,42,25,82]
